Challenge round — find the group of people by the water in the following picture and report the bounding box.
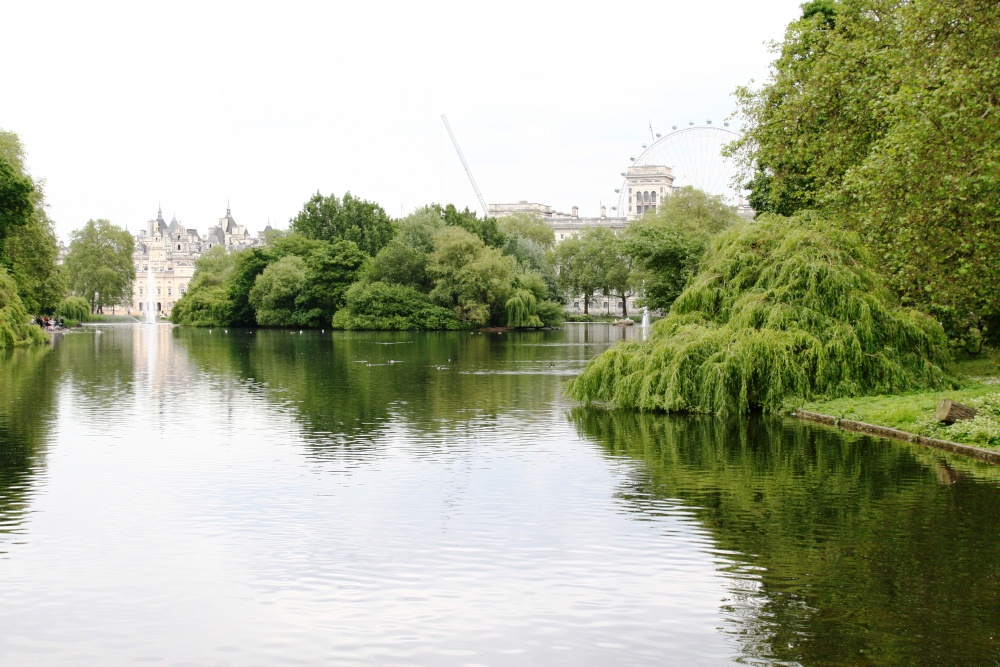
[32,316,66,332]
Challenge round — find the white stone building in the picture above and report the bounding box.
[129,206,263,318]
[623,164,675,220]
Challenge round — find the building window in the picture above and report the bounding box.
[574,301,579,309]
[139,287,143,296]
[651,191,656,203]
[603,301,608,309]
[157,287,161,296]
[180,284,186,294]
[644,191,650,204]
[177,244,181,250]
[167,286,172,296]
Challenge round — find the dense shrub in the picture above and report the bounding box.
[169,284,231,327]
[567,212,952,414]
[333,281,463,331]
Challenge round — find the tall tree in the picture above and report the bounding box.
[428,226,515,327]
[554,227,622,316]
[0,130,64,314]
[290,191,394,257]
[497,211,554,248]
[0,156,34,254]
[64,219,136,313]
[729,0,1000,341]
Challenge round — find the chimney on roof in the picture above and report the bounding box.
[571,206,579,218]
[600,205,607,218]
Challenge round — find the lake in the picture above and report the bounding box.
[1,324,998,666]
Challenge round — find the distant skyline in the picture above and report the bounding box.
[2,1,803,242]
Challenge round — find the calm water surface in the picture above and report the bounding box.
[1,324,998,666]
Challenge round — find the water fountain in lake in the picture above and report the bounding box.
[144,257,156,324]
[641,307,651,339]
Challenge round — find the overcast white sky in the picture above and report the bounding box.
[2,1,802,243]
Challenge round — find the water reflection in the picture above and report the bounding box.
[173,325,637,462]
[4,325,998,665]
[0,346,59,556]
[571,409,1000,666]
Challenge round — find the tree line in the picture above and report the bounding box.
[171,187,740,331]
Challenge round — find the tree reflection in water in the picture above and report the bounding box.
[570,409,1000,666]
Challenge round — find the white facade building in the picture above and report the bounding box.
[129,206,264,318]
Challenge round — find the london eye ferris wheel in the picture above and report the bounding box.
[613,122,745,217]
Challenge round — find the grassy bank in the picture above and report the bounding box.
[800,350,1000,451]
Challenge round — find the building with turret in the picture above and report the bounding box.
[129,205,265,318]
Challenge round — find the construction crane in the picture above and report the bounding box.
[441,114,489,218]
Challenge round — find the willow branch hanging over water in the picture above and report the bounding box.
[566,212,952,415]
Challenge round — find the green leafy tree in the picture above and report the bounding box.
[171,246,238,326]
[624,187,741,311]
[436,203,507,249]
[366,240,432,291]
[603,234,638,319]
[554,227,621,315]
[225,247,272,326]
[0,131,64,314]
[290,191,394,257]
[497,211,554,248]
[0,156,34,255]
[64,219,136,313]
[249,255,308,327]
[361,207,445,292]
[502,235,560,301]
[554,237,594,315]
[55,296,91,323]
[295,240,368,328]
[332,281,463,330]
[428,226,516,327]
[729,0,1000,342]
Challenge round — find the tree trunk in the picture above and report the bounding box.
[936,399,977,425]
[621,296,627,319]
[583,294,589,316]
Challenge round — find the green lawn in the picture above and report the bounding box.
[800,349,1000,450]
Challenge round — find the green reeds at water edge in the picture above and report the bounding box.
[567,212,952,415]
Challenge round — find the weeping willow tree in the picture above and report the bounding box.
[0,269,47,348]
[567,212,952,414]
[505,288,543,329]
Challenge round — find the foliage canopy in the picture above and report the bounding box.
[64,219,136,314]
[728,0,1000,341]
[290,191,394,257]
[0,130,64,315]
